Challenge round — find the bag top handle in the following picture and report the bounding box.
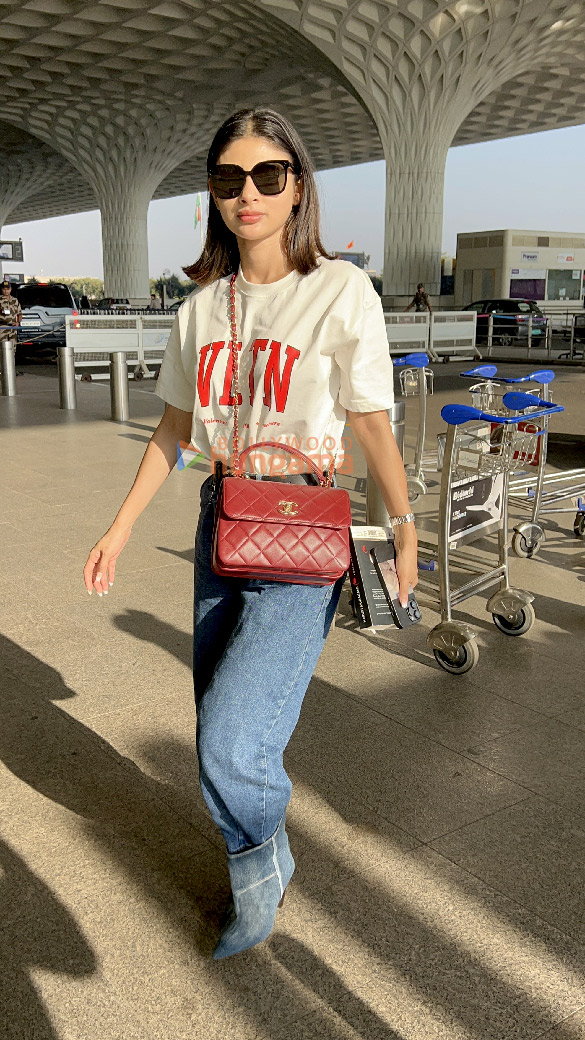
[234,441,329,485]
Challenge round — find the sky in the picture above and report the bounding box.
[3,122,585,281]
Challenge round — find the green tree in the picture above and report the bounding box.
[369,274,383,296]
[153,273,191,300]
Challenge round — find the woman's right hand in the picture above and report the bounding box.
[83,524,132,596]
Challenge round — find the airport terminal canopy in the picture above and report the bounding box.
[0,0,584,297]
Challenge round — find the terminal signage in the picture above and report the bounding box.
[557,252,575,263]
[521,250,539,263]
[511,268,546,279]
[0,240,24,262]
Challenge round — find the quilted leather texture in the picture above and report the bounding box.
[222,478,352,527]
[212,477,351,585]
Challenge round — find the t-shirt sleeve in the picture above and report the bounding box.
[334,282,394,413]
[154,312,196,413]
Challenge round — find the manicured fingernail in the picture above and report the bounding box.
[109,581,113,587]
[96,573,102,582]
[97,591,102,597]
[87,590,92,595]
[103,590,108,595]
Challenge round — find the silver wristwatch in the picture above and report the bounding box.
[389,512,415,527]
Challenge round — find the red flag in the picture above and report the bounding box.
[346,241,354,249]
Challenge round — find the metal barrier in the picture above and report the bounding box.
[65,314,174,377]
[385,313,429,356]
[61,314,174,419]
[57,345,76,409]
[385,311,480,361]
[1,337,17,396]
[428,311,480,362]
[484,313,551,359]
[110,351,130,421]
[563,314,585,361]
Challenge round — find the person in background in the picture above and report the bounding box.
[405,282,432,314]
[0,279,22,353]
[79,295,91,310]
[147,293,161,310]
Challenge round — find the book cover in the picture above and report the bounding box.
[348,525,395,629]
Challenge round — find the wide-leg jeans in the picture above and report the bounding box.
[193,474,344,855]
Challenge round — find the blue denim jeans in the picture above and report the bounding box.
[193,474,344,854]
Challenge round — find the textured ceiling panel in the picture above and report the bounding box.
[453,67,585,145]
[1,0,585,228]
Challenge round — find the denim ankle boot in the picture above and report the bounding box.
[213,815,295,960]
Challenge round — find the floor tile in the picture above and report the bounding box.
[465,719,585,821]
[278,846,585,1040]
[292,679,530,842]
[431,794,585,944]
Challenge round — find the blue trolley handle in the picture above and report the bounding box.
[460,367,555,386]
[460,365,498,380]
[441,393,564,426]
[393,352,429,368]
[495,369,555,385]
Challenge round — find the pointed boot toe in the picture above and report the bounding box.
[213,816,294,961]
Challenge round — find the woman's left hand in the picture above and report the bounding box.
[393,526,418,608]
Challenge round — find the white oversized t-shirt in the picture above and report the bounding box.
[155,257,394,475]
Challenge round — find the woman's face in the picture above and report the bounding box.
[210,135,301,249]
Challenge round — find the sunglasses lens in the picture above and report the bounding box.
[210,165,245,199]
[252,162,288,195]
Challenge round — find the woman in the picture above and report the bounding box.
[83,108,418,960]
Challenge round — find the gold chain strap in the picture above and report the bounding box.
[228,273,242,476]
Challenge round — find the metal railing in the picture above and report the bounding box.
[57,314,175,418]
[385,311,480,361]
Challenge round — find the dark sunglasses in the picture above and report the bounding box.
[208,160,298,199]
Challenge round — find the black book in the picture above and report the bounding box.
[348,525,395,629]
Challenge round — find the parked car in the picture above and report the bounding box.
[14,282,78,354]
[95,297,131,311]
[463,299,547,346]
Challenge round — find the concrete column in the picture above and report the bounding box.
[382,136,449,300]
[98,184,151,300]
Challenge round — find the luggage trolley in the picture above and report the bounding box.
[393,352,433,502]
[417,392,564,675]
[461,366,585,555]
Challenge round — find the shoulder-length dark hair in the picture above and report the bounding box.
[184,108,333,285]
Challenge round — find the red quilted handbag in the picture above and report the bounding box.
[210,274,352,586]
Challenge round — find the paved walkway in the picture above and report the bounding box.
[1,362,585,1040]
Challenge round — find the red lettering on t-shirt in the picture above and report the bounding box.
[218,341,243,407]
[248,339,268,404]
[197,342,224,407]
[263,342,301,412]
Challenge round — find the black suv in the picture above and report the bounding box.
[464,299,547,346]
[15,282,78,355]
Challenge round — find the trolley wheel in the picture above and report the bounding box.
[573,512,585,539]
[492,602,535,637]
[511,530,541,559]
[499,334,513,347]
[433,640,479,675]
